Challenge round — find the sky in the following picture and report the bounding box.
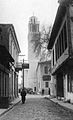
[0,0,59,60]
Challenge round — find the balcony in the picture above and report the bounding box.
[52,48,69,75]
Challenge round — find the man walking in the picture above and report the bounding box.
[21,88,26,104]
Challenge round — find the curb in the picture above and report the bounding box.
[0,100,21,117]
[45,97,73,113]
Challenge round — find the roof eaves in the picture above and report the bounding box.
[47,4,66,49]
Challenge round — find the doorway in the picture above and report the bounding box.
[56,73,64,98]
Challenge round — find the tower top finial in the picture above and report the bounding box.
[33,12,34,16]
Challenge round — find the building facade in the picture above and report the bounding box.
[36,61,51,95]
[48,1,73,102]
[0,24,20,108]
[8,24,21,101]
[27,16,40,91]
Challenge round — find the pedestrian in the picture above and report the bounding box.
[21,88,26,104]
[48,88,50,95]
[42,89,44,95]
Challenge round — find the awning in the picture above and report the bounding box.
[0,45,14,62]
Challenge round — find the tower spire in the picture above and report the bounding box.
[33,12,34,16]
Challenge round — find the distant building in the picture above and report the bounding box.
[36,60,51,95]
[0,24,20,108]
[27,16,40,91]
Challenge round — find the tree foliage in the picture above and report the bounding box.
[58,0,72,5]
[31,25,52,60]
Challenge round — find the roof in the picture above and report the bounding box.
[0,45,14,62]
[0,24,21,53]
[8,24,21,53]
[36,60,51,72]
[47,4,66,49]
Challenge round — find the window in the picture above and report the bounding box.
[0,72,5,96]
[63,22,67,49]
[55,43,57,61]
[58,38,60,58]
[61,30,64,53]
[37,24,39,32]
[32,24,37,32]
[0,71,1,96]
[59,35,62,56]
[53,50,54,66]
[30,24,32,32]
[45,82,48,88]
[44,66,48,74]
[0,27,2,35]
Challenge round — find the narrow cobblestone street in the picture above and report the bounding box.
[1,95,73,120]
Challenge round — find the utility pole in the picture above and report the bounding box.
[18,54,29,89]
[18,55,25,89]
[23,59,24,89]
[22,59,29,89]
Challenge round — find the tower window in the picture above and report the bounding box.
[32,24,37,32]
[34,18,35,23]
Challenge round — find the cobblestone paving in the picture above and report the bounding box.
[1,95,73,120]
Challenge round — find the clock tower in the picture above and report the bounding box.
[28,16,40,91]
